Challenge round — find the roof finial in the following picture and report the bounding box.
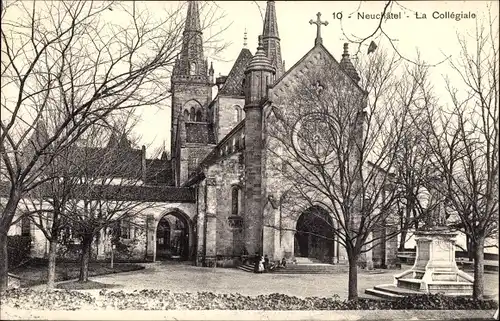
[258,35,263,49]
[243,28,248,48]
[343,43,349,56]
[309,12,328,46]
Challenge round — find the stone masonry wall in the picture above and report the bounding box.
[171,84,212,152]
[216,96,245,143]
[206,152,245,256]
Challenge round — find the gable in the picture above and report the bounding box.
[219,48,253,96]
[270,44,365,102]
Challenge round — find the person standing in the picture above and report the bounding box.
[258,256,265,273]
[254,253,261,273]
[264,255,270,271]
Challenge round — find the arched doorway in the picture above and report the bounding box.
[156,212,190,261]
[294,206,335,263]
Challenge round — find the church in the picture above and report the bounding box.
[162,0,397,267]
[9,0,398,268]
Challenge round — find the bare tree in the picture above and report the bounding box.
[266,48,432,300]
[391,78,439,249]
[0,0,227,290]
[422,11,499,299]
[60,123,161,283]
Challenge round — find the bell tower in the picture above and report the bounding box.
[243,36,276,255]
[171,1,214,185]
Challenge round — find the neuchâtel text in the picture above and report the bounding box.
[333,11,477,21]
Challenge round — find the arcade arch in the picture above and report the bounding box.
[294,206,336,263]
[156,210,193,261]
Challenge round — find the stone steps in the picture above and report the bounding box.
[397,278,423,291]
[236,262,349,274]
[365,284,424,300]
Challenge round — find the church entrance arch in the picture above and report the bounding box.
[156,211,191,261]
[294,206,335,263]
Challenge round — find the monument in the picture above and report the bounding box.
[366,179,474,298]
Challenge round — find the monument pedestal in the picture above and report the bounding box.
[393,228,473,295]
[366,228,474,298]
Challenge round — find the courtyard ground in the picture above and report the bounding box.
[11,260,144,287]
[31,261,499,300]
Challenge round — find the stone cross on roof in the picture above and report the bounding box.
[309,12,328,45]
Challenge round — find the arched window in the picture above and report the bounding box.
[231,186,240,215]
[233,105,242,123]
[190,107,195,121]
[183,109,190,120]
[195,110,202,122]
[190,62,196,75]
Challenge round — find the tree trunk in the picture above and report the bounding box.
[347,254,359,300]
[0,190,21,291]
[0,232,8,292]
[467,235,473,262]
[79,235,93,282]
[46,239,58,288]
[473,235,485,300]
[398,229,407,251]
[47,211,61,289]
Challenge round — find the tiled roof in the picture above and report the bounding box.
[0,180,194,203]
[71,184,195,203]
[219,48,253,96]
[146,159,174,185]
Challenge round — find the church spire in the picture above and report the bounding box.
[185,0,201,33]
[339,43,360,83]
[173,0,208,83]
[262,0,283,78]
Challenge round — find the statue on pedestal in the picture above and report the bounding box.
[421,176,448,231]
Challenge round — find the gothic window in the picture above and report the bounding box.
[233,105,242,122]
[190,62,196,75]
[190,107,196,121]
[195,110,202,122]
[231,186,240,215]
[21,216,30,236]
[183,109,190,120]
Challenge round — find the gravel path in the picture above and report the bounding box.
[33,262,497,300]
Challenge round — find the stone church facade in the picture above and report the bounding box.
[165,0,398,267]
[8,0,399,268]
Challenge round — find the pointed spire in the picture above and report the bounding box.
[262,0,283,78]
[172,1,208,82]
[209,61,214,83]
[184,0,201,34]
[339,43,360,83]
[107,131,119,148]
[118,134,131,149]
[243,28,248,48]
[263,1,279,38]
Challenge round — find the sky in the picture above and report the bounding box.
[133,0,497,157]
[2,1,496,156]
